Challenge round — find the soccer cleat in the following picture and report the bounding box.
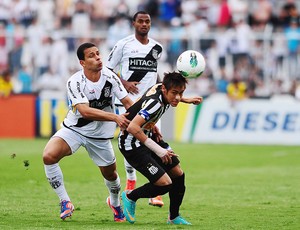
[167,215,192,225]
[125,179,136,191]
[121,190,136,224]
[106,197,126,222]
[60,200,74,220]
[148,195,164,207]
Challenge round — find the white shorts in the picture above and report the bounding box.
[53,127,116,167]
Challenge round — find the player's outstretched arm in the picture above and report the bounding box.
[181,96,203,105]
[75,103,130,129]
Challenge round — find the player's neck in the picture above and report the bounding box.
[135,34,149,45]
[84,70,100,82]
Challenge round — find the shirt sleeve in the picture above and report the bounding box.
[111,72,128,101]
[138,98,161,121]
[106,40,124,70]
[66,77,89,107]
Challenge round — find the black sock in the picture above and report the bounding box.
[169,173,186,220]
[127,182,172,202]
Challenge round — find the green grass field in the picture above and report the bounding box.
[0,138,299,229]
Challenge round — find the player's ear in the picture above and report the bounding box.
[79,60,85,67]
[161,85,166,94]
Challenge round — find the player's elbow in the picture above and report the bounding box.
[126,124,135,134]
[80,110,91,119]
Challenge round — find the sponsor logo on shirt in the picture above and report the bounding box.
[129,58,157,72]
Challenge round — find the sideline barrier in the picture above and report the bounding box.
[174,94,300,145]
[0,95,36,138]
[36,98,68,137]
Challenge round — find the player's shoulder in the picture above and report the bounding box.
[148,37,163,48]
[102,66,120,82]
[117,34,135,46]
[67,70,85,83]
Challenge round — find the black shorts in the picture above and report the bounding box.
[120,145,180,183]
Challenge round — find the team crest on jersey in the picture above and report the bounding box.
[152,49,159,59]
[104,87,111,97]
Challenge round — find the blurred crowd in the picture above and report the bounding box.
[0,0,300,101]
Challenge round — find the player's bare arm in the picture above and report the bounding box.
[75,103,130,129]
[127,115,177,164]
[152,125,163,142]
[180,96,203,105]
[120,95,134,110]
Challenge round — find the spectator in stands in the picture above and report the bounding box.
[215,68,229,93]
[278,1,300,28]
[0,70,13,98]
[249,0,273,30]
[292,79,300,100]
[34,68,65,100]
[217,0,231,28]
[0,23,8,72]
[166,17,186,68]
[17,65,32,94]
[106,14,131,51]
[71,0,91,38]
[226,74,247,106]
[284,18,300,79]
[159,0,181,26]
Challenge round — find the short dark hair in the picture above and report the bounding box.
[132,11,149,22]
[162,71,187,90]
[77,42,96,60]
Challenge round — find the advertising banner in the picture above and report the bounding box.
[175,94,300,145]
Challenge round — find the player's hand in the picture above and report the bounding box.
[161,150,178,165]
[115,112,130,130]
[152,125,162,142]
[123,80,140,94]
[182,96,203,105]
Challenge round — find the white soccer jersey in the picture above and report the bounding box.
[106,34,163,103]
[62,67,127,139]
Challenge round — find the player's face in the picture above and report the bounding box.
[162,85,186,107]
[133,14,151,36]
[81,46,103,72]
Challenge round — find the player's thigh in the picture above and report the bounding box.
[85,139,116,167]
[122,146,166,184]
[43,128,82,163]
[151,151,180,174]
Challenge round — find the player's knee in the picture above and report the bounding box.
[154,173,172,186]
[102,169,118,181]
[168,165,183,178]
[43,151,58,165]
[155,184,173,195]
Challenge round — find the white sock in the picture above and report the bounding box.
[104,175,121,207]
[124,158,136,181]
[44,163,70,202]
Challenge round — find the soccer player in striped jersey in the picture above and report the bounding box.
[42,43,133,222]
[119,71,202,225]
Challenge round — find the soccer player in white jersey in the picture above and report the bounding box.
[42,43,133,222]
[106,11,165,207]
[119,72,202,225]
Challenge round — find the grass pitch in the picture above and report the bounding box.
[0,138,299,229]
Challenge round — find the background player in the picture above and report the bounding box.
[106,11,165,207]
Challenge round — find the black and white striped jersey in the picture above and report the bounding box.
[106,34,163,104]
[118,83,170,151]
[63,67,127,139]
